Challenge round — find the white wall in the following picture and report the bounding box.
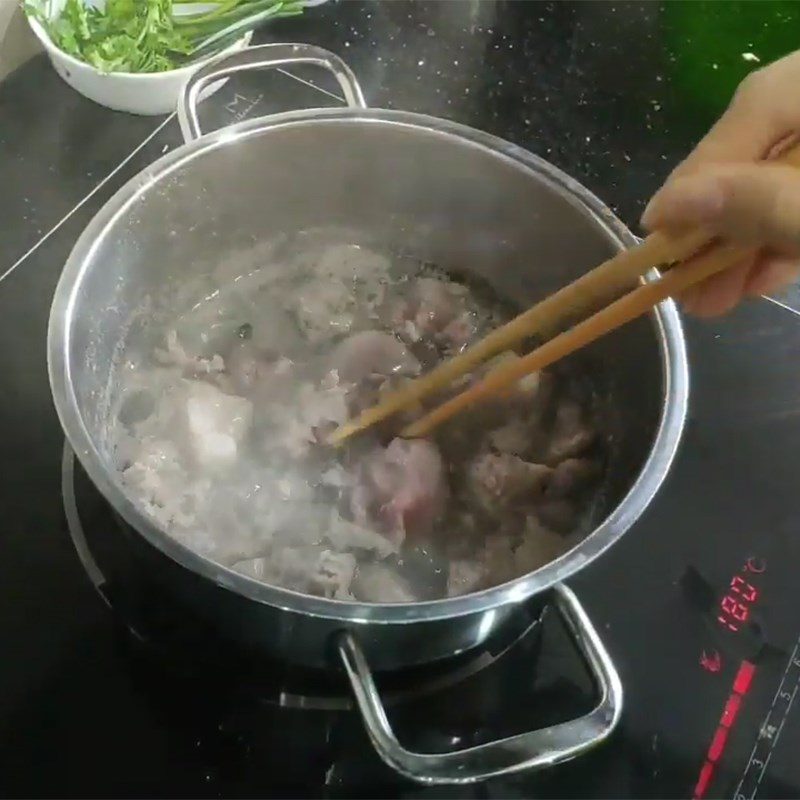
[0,2,40,80]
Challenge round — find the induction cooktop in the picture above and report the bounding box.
[51,296,800,800]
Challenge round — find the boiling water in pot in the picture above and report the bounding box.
[106,239,607,603]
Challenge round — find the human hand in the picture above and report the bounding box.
[641,50,800,316]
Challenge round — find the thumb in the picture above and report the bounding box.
[642,163,800,250]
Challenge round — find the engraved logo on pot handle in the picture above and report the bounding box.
[178,43,367,144]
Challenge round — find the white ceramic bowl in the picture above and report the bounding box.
[26,8,253,116]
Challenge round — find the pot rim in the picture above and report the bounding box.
[48,107,689,624]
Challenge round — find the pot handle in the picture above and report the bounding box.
[337,583,623,785]
[178,43,367,143]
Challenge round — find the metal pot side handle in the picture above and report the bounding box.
[337,584,623,785]
[178,43,367,143]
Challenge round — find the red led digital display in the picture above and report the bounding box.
[694,762,714,799]
[707,726,729,762]
[692,556,766,799]
[720,693,742,727]
[716,559,764,633]
[692,660,757,799]
[733,660,756,695]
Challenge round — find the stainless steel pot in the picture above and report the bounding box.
[48,44,688,783]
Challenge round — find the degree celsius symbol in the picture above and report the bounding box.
[746,557,766,574]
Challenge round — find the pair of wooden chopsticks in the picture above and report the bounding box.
[329,142,800,445]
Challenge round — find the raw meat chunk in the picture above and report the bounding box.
[332,331,421,384]
[185,381,253,468]
[547,458,601,498]
[121,437,181,484]
[315,550,358,599]
[120,438,186,520]
[386,276,471,342]
[547,400,596,464]
[155,329,225,376]
[262,377,349,457]
[382,439,447,536]
[412,277,461,334]
[351,438,448,543]
[439,312,479,353]
[233,547,356,599]
[469,452,552,508]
